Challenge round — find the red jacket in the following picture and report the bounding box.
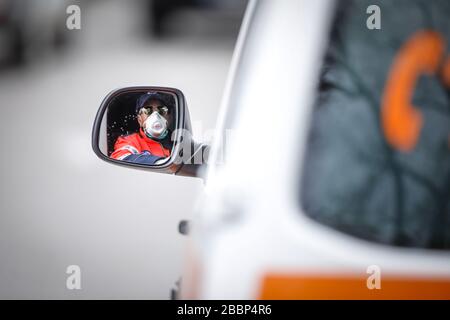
[110,129,171,160]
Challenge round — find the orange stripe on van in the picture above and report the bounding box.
[258,274,450,300]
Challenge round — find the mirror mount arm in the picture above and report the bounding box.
[174,142,209,179]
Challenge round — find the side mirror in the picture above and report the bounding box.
[92,86,207,177]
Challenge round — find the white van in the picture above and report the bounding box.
[92,0,450,299]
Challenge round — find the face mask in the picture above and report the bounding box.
[143,111,168,140]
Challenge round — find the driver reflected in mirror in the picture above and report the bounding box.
[110,91,174,165]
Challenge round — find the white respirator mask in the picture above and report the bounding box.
[144,111,168,140]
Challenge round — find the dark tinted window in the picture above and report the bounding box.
[300,0,450,249]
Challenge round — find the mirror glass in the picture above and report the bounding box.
[99,90,177,166]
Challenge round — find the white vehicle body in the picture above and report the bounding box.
[182,0,450,299]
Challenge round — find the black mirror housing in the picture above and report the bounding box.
[92,86,205,177]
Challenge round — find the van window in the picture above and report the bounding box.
[299,0,450,250]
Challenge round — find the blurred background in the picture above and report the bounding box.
[0,0,247,299]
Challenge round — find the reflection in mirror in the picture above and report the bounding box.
[104,90,177,166]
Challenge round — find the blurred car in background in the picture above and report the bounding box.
[147,0,247,37]
[0,0,71,66]
[93,0,450,299]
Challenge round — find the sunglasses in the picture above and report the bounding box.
[138,105,169,116]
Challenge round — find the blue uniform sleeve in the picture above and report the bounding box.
[123,153,163,165]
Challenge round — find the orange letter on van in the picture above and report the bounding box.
[382,31,445,152]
